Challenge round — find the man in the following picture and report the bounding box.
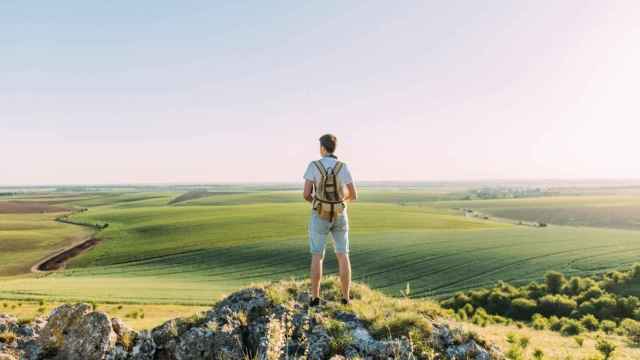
[303,134,357,306]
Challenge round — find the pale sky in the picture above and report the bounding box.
[2,1,640,185]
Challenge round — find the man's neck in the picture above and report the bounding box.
[322,153,337,159]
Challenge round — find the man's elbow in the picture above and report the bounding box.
[303,193,313,202]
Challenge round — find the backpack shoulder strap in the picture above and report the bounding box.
[312,160,327,178]
[333,161,345,176]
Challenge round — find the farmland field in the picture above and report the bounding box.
[2,187,640,306]
[437,195,640,230]
[0,209,93,276]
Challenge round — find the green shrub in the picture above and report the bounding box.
[510,298,537,320]
[577,286,604,303]
[526,282,546,300]
[544,271,566,294]
[518,335,529,349]
[505,344,524,360]
[487,290,512,315]
[472,307,489,327]
[592,295,617,320]
[580,314,599,331]
[462,303,474,316]
[574,336,584,347]
[564,276,595,296]
[538,294,576,317]
[616,295,639,319]
[600,320,616,334]
[621,318,640,345]
[560,319,584,336]
[532,348,544,360]
[531,314,548,330]
[324,319,353,355]
[451,292,472,309]
[595,338,616,360]
[549,316,562,331]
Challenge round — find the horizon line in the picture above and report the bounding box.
[2,177,640,189]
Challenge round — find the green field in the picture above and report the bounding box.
[438,195,640,230]
[1,189,640,305]
[0,212,93,275]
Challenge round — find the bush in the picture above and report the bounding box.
[577,286,604,303]
[544,271,566,294]
[621,318,640,345]
[486,290,512,315]
[531,314,548,330]
[600,320,617,334]
[532,348,544,360]
[538,294,576,317]
[574,336,584,347]
[549,316,562,331]
[472,307,489,327]
[560,319,584,336]
[462,303,474,316]
[505,344,524,360]
[510,298,537,320]
[526,282,546,300]
[564,276,595,296]
[456,309,468,321]
[580,314,599,331]
[595,338,616,360]
[451,292,472,309]
[616,295,639,319]
[592,295,617,320]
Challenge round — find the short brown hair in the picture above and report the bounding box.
[319,134,337,153]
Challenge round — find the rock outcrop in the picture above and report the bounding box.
[0,287,502,359]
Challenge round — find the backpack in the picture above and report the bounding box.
[312,160,346,221]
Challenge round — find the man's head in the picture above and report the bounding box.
[319,134,337,155]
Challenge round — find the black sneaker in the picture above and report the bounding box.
[309,297,321,307]
[341,298,350,305]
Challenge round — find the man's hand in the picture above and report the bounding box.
[344,183,358,202]
[303,180,314,202]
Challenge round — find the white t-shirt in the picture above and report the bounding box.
[303,156,354,188]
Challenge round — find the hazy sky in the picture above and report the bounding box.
[2,1,640,185]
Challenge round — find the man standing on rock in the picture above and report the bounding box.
[303,134,358,306]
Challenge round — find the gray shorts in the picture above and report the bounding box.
[308,210,349,255]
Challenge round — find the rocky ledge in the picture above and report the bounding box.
[0,286,502,359]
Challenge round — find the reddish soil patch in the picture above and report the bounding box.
[35,238,101,271]
[0,201,70,214]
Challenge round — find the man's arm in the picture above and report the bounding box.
[344,183,358,201]
[303,180,314,202]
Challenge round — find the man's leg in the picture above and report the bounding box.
[309,212,328,304]
[335,252,351,301]
[310,253,324,299]
[332,212,351,302]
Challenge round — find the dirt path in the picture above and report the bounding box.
[30,211,106,273]
[30,236,101,272]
